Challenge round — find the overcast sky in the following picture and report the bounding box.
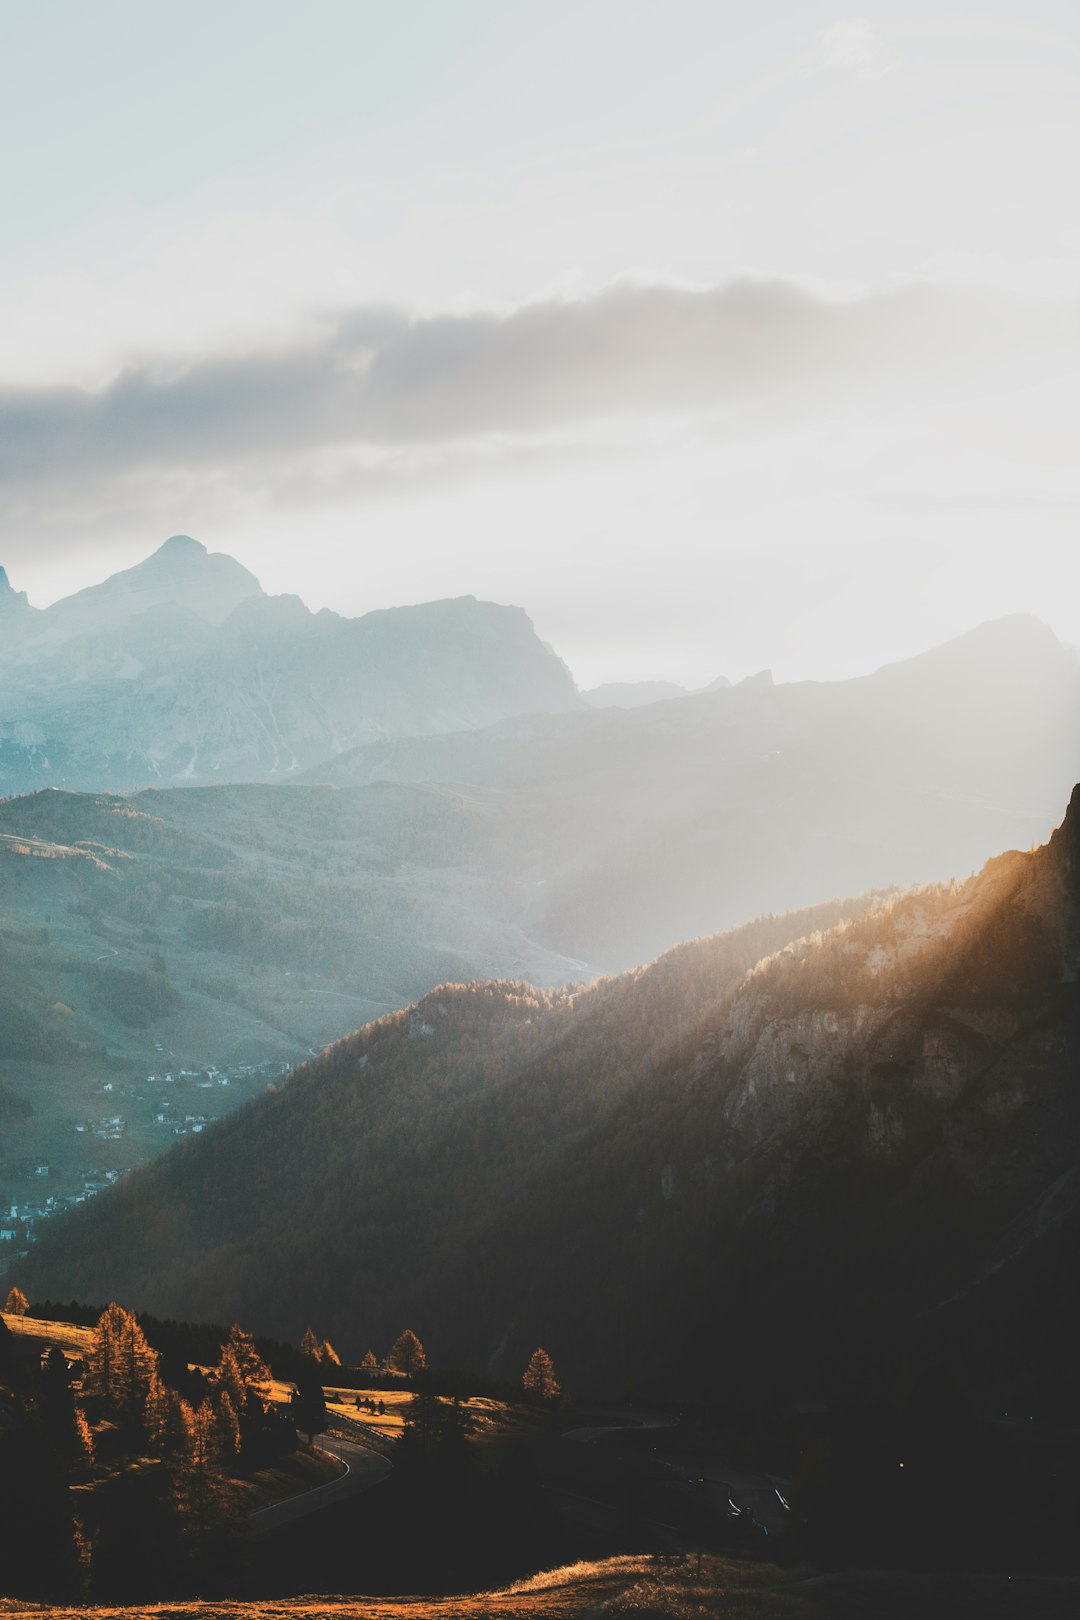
[2,0,1079,685]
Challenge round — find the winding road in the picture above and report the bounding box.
[247,1433,391,1533]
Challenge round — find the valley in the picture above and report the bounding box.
[3,603,1077,1219]
[16,785,1080,1419]
[6,8,1078,1610]
[0,782,589,1221]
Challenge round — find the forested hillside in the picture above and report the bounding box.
[17,894,877,1361]
[0,783,584,1204]
[22,785,1080,1406]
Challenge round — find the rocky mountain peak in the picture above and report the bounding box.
[44,535,264,632]
[153,533,206,558]
[0,565,30,610]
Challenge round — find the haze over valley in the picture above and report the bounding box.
[3,3,1080,1613]
[1,539,1076,1213]
[23,787,1080,1406]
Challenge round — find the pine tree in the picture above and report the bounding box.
[143,1368,171,1449]
[223,1322,270,1386]
[163,1390,195,1465]
[4,1285,29,1316]
[387,1328,427,1378]
[522,1347,560,1402]
[86,1303,160,1430]
[360,1348,379,1372]
[172,1399,224,1551]
[398,1393,476,1477]
[396,1391,438,1469]
[72,1407,95,1478]
[37,1347,93,1479]
[289,1366,328,1442]
[215,1389,241,1463]
[214,1341,247,1414]
[299,1326,323,1361]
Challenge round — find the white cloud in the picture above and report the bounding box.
[816,17,899,80]
[2,277,1073,525]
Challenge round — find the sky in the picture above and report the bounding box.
[2,0,1079,687]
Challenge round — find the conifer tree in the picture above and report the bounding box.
[72,1408,95,1478]
[522,1347,560,1402]
[163,1390,195,1465]
[361,1348,379,1372]
[86,1303,160,1430]
[214,1341,248,1414]
[396,1391,437,1469]
[223,1321,270,1386]
[215,1389,241,1462]
[387,1328,427,1378]
[143,1367,171,1449]
[37,1347,94,1478]
[173,1399,224,1550]
[299,1326,323,1361]
[289,1366,328,1442]
[4,1284,29,1316]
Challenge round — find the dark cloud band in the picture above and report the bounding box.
[1,278,1076,493]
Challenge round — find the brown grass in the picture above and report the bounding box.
[3,1546,1075,1618]
[1,1312,95,1355]
[0,1556,813,1620]
[319,1389,518,1445]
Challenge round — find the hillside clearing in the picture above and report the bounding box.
[1,1311,94,1355]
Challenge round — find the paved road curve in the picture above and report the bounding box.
[247,1434,392,1533]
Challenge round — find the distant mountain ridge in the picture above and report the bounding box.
[41,534,264,632]
[302,613,1080,968]
[0,538,581,792]
[20,788,1080,1406]
[582,673,731,708]
[0,565,30,613]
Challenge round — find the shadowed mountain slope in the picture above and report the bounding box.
[20,788,1080,1405]
[0,782,587,1199]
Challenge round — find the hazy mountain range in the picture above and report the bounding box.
[1,581,1078,1197]
[0,536,580,793]
[582,674,732,708]
[21,786,1079,1408]
[302,613,1080,967]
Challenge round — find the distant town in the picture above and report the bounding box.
[0,1058,293,1265]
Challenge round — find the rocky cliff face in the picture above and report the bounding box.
[0,539,581,792]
